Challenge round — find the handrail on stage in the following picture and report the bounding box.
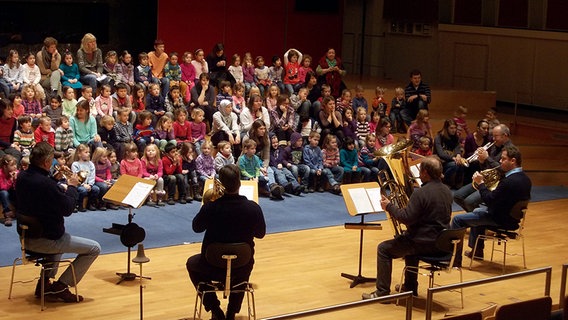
[560,263,567,311]
[424,266,553,320]
[260,291,414,320]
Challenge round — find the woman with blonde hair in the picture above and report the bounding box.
[76,33,108,89]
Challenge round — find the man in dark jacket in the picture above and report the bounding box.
[363,156,453,299]
[16,142,100,302]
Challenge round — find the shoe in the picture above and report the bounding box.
[258,188,271,197]
[331,184,341,195]
[225,310,236,320]
[465,250,484,261]
[107,203,119,210]
[146,200,157,207]
[185,196,193,203]
[87,204,97,211]
[49,281,84,303]
[35,277,52,298]
[98,204,107,211]
[293,185,304,196]
[179,198,187,204]
[284,182,294,194]
[394,284,418,296]
[361,290,393,304]
[270,184,284,200]
[210,305,225,320]
[167,198,176,205]
[77,206,87,212]
[307,187,315,193]
[156,200,165,207]
[317,186,324,193]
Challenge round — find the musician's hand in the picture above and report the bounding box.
[67,175,80,187]
[380,194,390,210]
[477,148,489,163]
[473,171,484,186]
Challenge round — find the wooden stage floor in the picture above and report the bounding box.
[0,199,566,320]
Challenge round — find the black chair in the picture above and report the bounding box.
[494,296,551,320]
[398,228,467,308]
[470,200,529,273]
[8,214,79,310]
[193,242,256,320]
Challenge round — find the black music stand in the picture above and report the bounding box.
[103,175,155,284]
[340,182,383,288]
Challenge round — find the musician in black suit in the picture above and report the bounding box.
[362,156,453,299]
[186,164,266,320]
[451,145,531,260]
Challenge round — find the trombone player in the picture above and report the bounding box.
[362,156,452,299]
[454,124,513,212]
[451,145,531,261]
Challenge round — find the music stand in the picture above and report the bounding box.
[103,175,156,284]
[340,182,383,288]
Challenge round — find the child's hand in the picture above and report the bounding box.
[352,166,357,171]
[182,169,188,174]
[316,169,321,176]
[277,164,283,169]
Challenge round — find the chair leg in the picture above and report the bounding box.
[502,242,507,274]
[521,237,527,269]
[8,257,22,299]
[470,236,482,270]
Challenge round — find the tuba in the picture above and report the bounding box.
[374,138,416,237]
[472,167,502,191]
[53,164,87,183]
[202,178,225,204]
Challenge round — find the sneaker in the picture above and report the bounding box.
[156,201,165,207]
[77,206,87,213]
[283,182,294,194]
[307,187,315,193]
[87,204,97,211]
[269,184,284,200]
[293,185,304,196]
[317,186,325,193]
[167,198,176,205]
[331,184,341,195]
[361,290,393,304]
[98,205,107,211]
[107,203,119,210]
[179,198,187,204]
[185,196,193,203]
[146,200,157,207]
[49,281,84,303]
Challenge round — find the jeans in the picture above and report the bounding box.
[376,236,441,295]
[289,164,310,187]
[77,184,100,206]
[271,167,300,189]
[451,207,500,250]
[453,184,482,212]
[0,189,14,212]
[26,233,100,286]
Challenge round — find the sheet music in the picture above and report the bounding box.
[366,187,383,212]
[348,188,375,214]
[410,164,422,185]
[122,182,154,208]
[239,185,255,201]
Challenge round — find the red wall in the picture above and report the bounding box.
[157,0,343,65]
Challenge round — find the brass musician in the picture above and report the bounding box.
[362,156,453,299]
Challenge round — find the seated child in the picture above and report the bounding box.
[71,144,100,212]
[281,132,310,191]
[195,140,216,196]
[214,140,235,172]
[0,154,18,226]
[91,147,118,210]
[54,115,74,153]
[302,131,341,194]
[14,115,35,157]
[34,116,55,147]
[180,142,201,201]
[269,133,303,195]
[238,139,275,198]
[339,137,362,184]
[141,144,166,206]
[321,134,344,193]
[162,142,189,205]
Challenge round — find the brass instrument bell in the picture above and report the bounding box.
[202,179,225,204]
[132,244,150,264]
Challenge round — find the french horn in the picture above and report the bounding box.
[472,167,502,191]
[54,164,87,183]
[202,178,225,204]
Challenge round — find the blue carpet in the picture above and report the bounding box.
[0,185,566,267]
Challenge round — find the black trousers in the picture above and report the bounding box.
[186,254,253,314]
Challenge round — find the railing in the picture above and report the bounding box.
[260,291,414,320]
[424,266,553,320]
[560,264,568,311]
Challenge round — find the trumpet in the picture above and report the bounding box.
[202,178,225,204]
[472,167,502,191]
[53,164,87,183]
[464,142,494,167]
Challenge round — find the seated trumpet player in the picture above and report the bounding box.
[362,156,453,300]
[451,145,531,261]
[454,124,513,212]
